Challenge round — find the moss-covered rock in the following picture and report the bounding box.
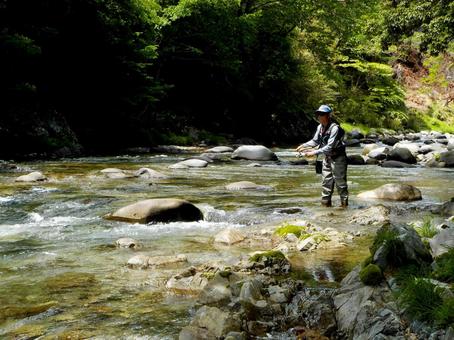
[249,250,286,263]
[359,264,383,285]
[274,224,307,238]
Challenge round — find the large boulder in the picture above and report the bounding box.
[357,183,422,201]
[387,148,416,164]
[105,198,203,223]
[394,142,420,155]
[367,147,389,160]
[15,171,47,182]
[430,229,454,257]
[440,151,454,167]
[231,145,277,161]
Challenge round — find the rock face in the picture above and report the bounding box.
[15,171,47,182]
[231,145,277,161]
[430,228,454,257]
[357,183,422,201]
[334,266,404,339]
[105,198,203,223]
[214,229,246,245]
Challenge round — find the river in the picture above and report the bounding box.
[1,147,453,338]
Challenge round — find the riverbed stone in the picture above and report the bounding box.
[166,267,209,293]
[430,228,454,257]
[351,205,390,225]
[362,143,380,156]
[148,254,188,267]
[380,160,416,168]
[15,171,47,182]
[198,274,232,305]
[347,154,365,165]
[394,142,420,155]
[381,136,399,146]
[231,145,277,161]
[134,167,167,179]
[127,254,150,269]
[367,147,389,160]
[115,237,140,249]
[357,183,422,201]
[225,181,270,191]
[205,146,234,153]
[439,198,454,217]
[105,198,203,223]
[179,326,215,340]
[189,306,241,337]
[388,147,417,164]
[440,151,454,167]
[169,159,208,169]
[214,229,245,245]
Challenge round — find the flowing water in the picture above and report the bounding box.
[1,148,453,338]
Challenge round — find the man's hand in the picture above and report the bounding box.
[301,150,317,157]
[296,144,309,152]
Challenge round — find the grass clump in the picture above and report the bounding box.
[370,226,406,268]
[433,248,454,283]
[274,224,308,238]
[433,299,454,327]
[359,264,383,285]
[414,216,438,238]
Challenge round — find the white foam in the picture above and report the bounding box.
[0,196,13,203]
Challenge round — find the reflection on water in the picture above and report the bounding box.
[0,148,453,337]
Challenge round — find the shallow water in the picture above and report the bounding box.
[1,148,453,338]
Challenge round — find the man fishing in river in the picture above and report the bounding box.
[296,105,349,208]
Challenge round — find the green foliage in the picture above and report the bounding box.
[274,224,308,238]
[359,264,383,285]
[398,278,444,322]
[433,299,454,328]
[370,226,408,268]
[413,216,438,238]
[433,248,454,283]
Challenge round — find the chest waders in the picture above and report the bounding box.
[318,123,349,207]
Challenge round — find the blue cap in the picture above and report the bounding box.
[315,105,332,115]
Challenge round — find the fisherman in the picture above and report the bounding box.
[296,105,348,207]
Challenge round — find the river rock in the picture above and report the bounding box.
[334,266,404,339]
[116,237,140,249]
[100,168,123,174]
[205,146,234,153]
[365,157,379,165]
[148,254,188,267]
[347,154,365,165]
[105,198,203,223]
[214,229,245,245]
[134,168,167,179]
[344,139,361,147]
[127,254,150,269]
[15,171,47,182]
[394,142,420,155]
[380,160,416,168]
[430,228,454,257]
[381,136,399,146]
[186,306,241,338]
[100,168,131,179]
[419,143,446,154]
[198,274,233,305]
[367,147,389,160]
[166,267,209,293]
[357,183,422,201]
[387,147,417,164]
[179,326,215,340]
[200,152,232,162]
[350,129,364,139]
[362,143,380,156]
[439,198,454,217]
[169,159,208,169]
[225,181,271,191]
[351,205,390,225]
[440,151,454,167]
[231,145,277,161]
[239,279,265,307]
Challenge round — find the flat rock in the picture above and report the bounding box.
[169,159,208,169]
[15,171,47,182]
[225,181,271,191]
[214,229,246,245]
[357,183,422,201]
[105,198,203,223]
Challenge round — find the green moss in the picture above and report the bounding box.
[362,255,373,268]
[359,264,383,285]
[341,122,371,135]
[433,249,454,283]
[274,224,308,238]
[250,250,286,263]
[200,272,216,280]
[370,225,408,268]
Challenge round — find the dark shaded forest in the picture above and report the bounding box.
[1,0,453,158]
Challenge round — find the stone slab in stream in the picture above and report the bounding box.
[231,145,277,161]
[15,171,47,182]
[105,198,203,223]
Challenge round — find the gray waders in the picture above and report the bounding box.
[321,154,348,206]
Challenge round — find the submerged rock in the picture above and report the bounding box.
[115,237,140,249]
[357,183,422,201]
[15,171,47,182]
[231,145,277,161]
[134,167,167,179]
[105,198,203,223]
[169,159,208,169]
[225,181,271,191]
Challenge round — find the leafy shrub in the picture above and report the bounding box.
[359,264,383,285]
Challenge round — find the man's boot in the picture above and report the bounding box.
[340,198,348,208]
[321,199,332,207]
